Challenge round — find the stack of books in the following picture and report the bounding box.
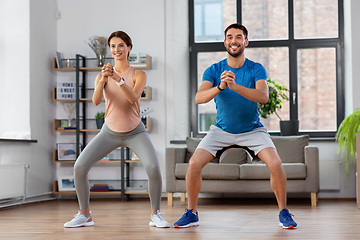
[91,184,109,192]
[56,126,76,130]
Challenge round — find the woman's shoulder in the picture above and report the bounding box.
[134,68,145,76]
[133,68,146,81]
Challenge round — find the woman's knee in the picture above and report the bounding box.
[145,164,161,180]
[74,162,87,178]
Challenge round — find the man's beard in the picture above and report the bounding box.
[226,45,244,57]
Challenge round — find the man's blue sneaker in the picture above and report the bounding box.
[279,209,297,229]
[174,209,199,228]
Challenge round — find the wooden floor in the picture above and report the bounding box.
[0,198,359,240]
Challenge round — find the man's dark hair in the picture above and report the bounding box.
[224,23,248,39]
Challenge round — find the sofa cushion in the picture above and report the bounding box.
[220,148,248,165]
[185,137,202,162]
[175,163,240,180]
[271,135,309,163]
[185,137,218,163]
[240,163,306,180]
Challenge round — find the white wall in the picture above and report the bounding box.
[347,0,360,111]
[0,0,57,200]
[165,0,190,142]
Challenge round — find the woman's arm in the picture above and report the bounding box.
[92,74,105,106]
[92,71,109,106]
[93,64,113,105]
[111,69,147,104]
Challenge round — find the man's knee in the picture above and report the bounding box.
[187,157,203,174]
[187,149,214,173]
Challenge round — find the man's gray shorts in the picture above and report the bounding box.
[196,125,276,161]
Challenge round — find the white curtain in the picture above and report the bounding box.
[0,0,31,140]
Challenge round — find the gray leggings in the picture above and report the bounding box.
[74,122,162,210]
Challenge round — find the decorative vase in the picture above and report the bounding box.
[96,119,104,129]
[68,117,72,127]
[97,54,105,67]
[280,120,299,136]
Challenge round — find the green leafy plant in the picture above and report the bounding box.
[95,111,105,119]
[258,78,289,121]
[335,108,360,176]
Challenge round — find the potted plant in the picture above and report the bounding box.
[335,108,360,176]
[336,108,360,208]
[258,78,296,136]
[95,111,105,129]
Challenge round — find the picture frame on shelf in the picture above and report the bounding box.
[57,175,76,191]
[57,143,82,160]
[55,51,63,68]
[129,52,140,63]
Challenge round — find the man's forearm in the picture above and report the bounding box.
[229,84,268,103]
[195,87,221,104]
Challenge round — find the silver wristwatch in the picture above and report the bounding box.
[116,77,125,87]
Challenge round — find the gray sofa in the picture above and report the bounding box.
[166,135,319,206]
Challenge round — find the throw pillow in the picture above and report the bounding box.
[220,148,248,165]
[185,137,202,163]
[271,135,309,163]
[185,137,219,163]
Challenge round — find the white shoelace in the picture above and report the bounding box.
[72,211,89,220]
[155,211,165,221]
[69,212,81,221]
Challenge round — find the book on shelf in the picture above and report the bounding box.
[91,185,109,192]
[55,52,63,68]
[91,188,109,192]
[91,186,109,189]
[93,184,108,187]
[57,127,76,130]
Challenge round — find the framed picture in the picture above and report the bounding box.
[129,52,140,63]
[57,175,76,191]
[55,51,63,68]
[57,143,82,160]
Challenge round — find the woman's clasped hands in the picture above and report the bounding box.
[101,63,121,83]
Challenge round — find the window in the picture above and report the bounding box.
[297,48,337,131]
[242,0,288,40]
[194,0,236,42]
[189,0,344,138]
[0,1,31,140]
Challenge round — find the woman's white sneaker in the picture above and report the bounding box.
[149,210,170,228]
[64,211,94,228]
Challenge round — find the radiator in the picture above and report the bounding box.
[0,164,27,200]
[319,159,341,190]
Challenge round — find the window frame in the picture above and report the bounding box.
[189,0,345,139]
